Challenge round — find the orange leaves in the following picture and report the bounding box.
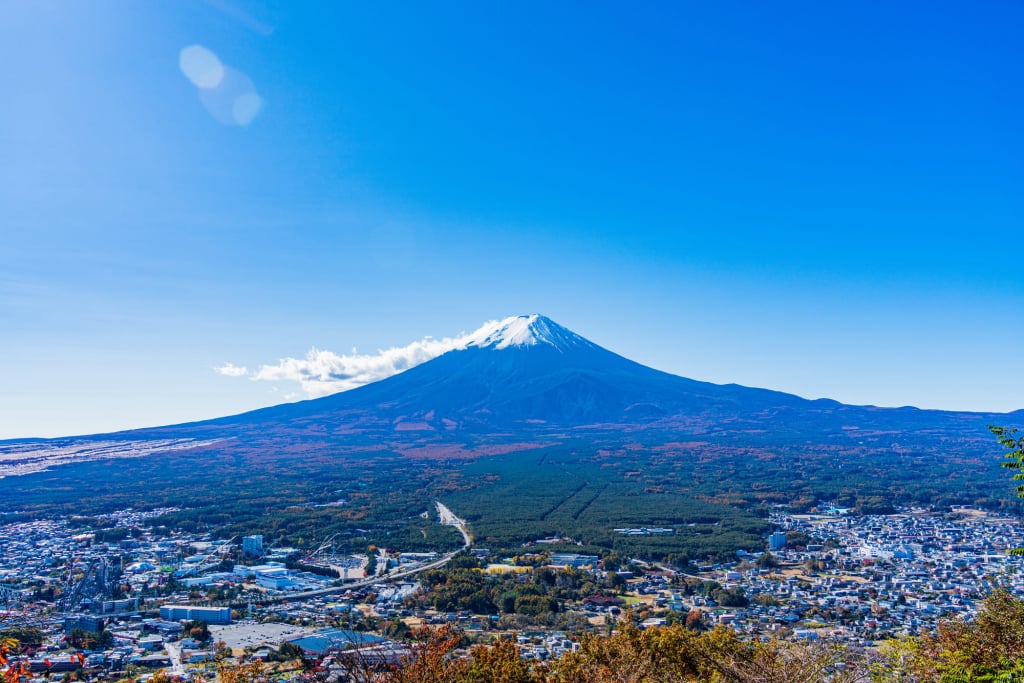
[0,638,20,683]
[2,660,27,683]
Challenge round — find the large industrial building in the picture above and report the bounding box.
[159,604,232,624]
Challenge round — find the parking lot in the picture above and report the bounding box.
[208,622,317,652]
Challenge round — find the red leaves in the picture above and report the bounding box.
[3,661,27,683]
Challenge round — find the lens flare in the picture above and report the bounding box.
[198,66,263,127]
[179,45,224,89]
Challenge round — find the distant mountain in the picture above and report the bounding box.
[114,313,1018,452]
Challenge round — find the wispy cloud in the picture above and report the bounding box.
[224,316,533,398]
[202,0,276,36]
[213,362,249,377]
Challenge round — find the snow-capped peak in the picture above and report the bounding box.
[230,315,597,399]
[464,314,592,351]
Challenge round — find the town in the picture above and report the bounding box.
[2,503,1023,681]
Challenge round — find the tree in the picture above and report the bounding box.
[0,629,42,648]
[1,636,30,683]
[68,628,113,650]
[365,546,378,576]
[463,638,542,683]
[384,625,465,683]
[872,589,1024,682]
[554,619,716,682]
[605,572,626,592]
[785,531,811,548]
[498,591,518,614]
[601,553,624,572]
[276,641,307,666]
[989,425,1024,554]
[184,619,211,642]
[684,609,705,631]
[513,595,557,617]
[214,639,231,663]
[217,660,265,683]
[712,587,748,608]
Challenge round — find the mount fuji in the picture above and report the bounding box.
[102,313,1014,452]
[3,314,1021,550]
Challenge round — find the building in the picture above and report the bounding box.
[64,614,105,635]
[242,535,264,558]
[769,531,788,551]
[159,605,232,625]
[550,553,599,568]
[255,574,293,590]
[139,635,164,651]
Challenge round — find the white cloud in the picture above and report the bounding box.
[213,362,249,377]
[251,337,464,397]
[247,317,526,397]
[229,316,543,398]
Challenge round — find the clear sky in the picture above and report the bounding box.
[2,1,1022,439]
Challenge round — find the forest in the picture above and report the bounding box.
[0,425,1017,564]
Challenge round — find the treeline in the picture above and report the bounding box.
[410,558,754,624]
[410,558,612,621]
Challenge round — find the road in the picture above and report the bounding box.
[164,641,185,676]
[233,501,471,606]
[435,501,471,547]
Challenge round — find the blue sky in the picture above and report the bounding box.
[2,1,1022,438]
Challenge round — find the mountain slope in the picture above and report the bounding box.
[117,314,1018,453]
[191,315,821,429]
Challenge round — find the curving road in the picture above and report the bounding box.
[435,501,471,547]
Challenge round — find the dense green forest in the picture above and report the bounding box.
[0,429,1016,562]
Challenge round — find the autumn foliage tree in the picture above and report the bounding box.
[326,617,872,683]
[1,637,29,683]
[872,589,1024,682]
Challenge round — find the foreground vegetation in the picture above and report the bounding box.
[321,588,1024,683]
[4,590,1024,682]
